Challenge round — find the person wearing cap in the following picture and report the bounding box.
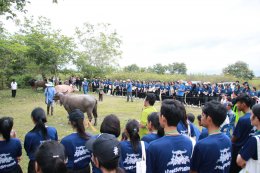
[86,133,124,173]
[190,101,232,173]
[34,141,67,173]
[44,81,56,115]
[60,109,92,173]
[146,99,193,173]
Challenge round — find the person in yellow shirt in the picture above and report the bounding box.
[139,93,157,137]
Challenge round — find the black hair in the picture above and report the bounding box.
[126,119,140,153]
[100,114,121,138]
[236,93,253,108]
[35,141,67,173]
[187,113,195,123]
[97,157,124,173]
[121,131,128,141]
[70,118,90,140]
[252,104,260,121]
[145,93,156,106]
[147,112,164,137]
[197,115,202,122]
[160,99,183,126]
[202,100,227,127]
[31,107,48,140]
[178,103,188,129]
[0,117,13,141]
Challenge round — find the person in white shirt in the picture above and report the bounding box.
[11,79,17,98]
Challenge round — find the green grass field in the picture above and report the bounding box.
[0,89,202,172]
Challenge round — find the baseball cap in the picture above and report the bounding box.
[85,133,120,163]
[68,109,84,121]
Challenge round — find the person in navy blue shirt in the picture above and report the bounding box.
[230,94,256,173]
[34,141,67,173]
[141,112,164,143]
[147,99,193,173]
[119,119,148,173]
[0,117,22,173]
[237,104,260,169]
[187,113,201,142]
[24,107,58,173]
[190,100,232,173]
[196,115,208,140]
[61,109,92,173]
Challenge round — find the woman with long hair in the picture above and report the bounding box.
[24,107,58,173]
[35,141,67,173]
[61,109,92,173]
[141,112,164,143]
[119,119,148,173]
[0,117,23,173]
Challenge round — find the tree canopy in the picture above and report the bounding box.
[222,61,255,80]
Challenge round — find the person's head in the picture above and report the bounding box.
[147,112,164,137]
[31,107,48,139]
[125,119,140,152]
[187,113,195,123]
[12,79,15,82]
[224,102,233,110]
[144,93,156,107]
[251,104,260,128]
[35,141,67,173]
[121,131,128,141]
[100,114,121,138]
[197,115,202,126]
[160,99,183,128]
[0,117,13,141]
[68,109,90,140]
[86,133,121,172]
[235,93,253,112]
[202,100,227,128]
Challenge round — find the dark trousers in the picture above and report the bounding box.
[177,95,184,104]
[12,90,16,97]
[230,145,242,173]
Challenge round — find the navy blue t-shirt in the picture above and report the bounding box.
[191,123,201,142]
[147,135,193,173]
[119,140,148,173]
[141,133,160,143]
[24,126,58,160]
[198,127,209,141]
[233,112,256,148]
[191,133,232,173]
[239,132,260,161]
[61,133,92,170]
[0,138,22,172]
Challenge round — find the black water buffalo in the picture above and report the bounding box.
[55,92,98,126]
[28,79,47,91]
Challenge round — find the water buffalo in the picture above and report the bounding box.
[28,79,47,91]
[55,92,98,126]
[55,84,79,93]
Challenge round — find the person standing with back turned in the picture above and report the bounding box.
[44,82,56,116]
[11,79,17,98]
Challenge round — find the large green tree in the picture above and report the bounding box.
[74,23,122,77]
[148,63,166,74]
[167,62,187,74]
[0,0,28,19]
[18,16,75,79]
[222,61,254,80]
[123,64,140,72]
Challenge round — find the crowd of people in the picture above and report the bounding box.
[2,78,260,173]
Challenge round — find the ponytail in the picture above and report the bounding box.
[0,117,13,141]
[71,119,90,140]
[147,112,164,137]
[31,107,48,140]
[126,119,140,153]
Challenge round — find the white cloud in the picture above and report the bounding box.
[2,0,260,75]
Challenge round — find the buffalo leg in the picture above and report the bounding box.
[51,107,53,116]
[86,111,92,124]
[47,106,50,115]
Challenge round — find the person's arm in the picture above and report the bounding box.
[231,135,237,143]
[236,154,246,168]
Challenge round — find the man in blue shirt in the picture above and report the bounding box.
[44,82,56,115]
[230,94,256,173]
[126,79,133,102]
[146,99,193,173]
[176,80,186,104]
[191,100,232,173]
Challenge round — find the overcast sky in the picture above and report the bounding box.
[3,0,260,75]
